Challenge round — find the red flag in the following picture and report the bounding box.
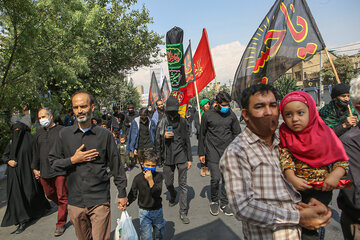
[187,28,216,98]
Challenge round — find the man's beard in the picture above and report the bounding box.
[76,111,91,123]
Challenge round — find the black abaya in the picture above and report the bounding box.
[1,123,50,227]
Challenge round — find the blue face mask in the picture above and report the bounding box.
[220,106,230,114]
[142,164,156,173]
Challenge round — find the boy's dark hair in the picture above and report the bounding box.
[139,107,148,117]
[119,134,127,140]
[240,84,279,110]
[113,130,120,137]
[216,91,231,104]
[101,120,108,127]
[72,90,95,105]
[142,149,159,164]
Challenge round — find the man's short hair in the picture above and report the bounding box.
[240,84,279,110]
[39,107,52,116]
[216,91,231,104]
[139,107,148,117]
[72,90,95,105]
[156,99,163,105]
[113,106,119,111]
[350,75,360,107]
[142,149,159,164]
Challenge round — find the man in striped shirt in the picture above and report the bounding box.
[220,84,332,240]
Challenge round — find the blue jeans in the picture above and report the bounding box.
[139,208,165,240]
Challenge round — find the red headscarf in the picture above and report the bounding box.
[279,91,348,168]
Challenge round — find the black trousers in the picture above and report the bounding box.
[300,189,332,240]
[163,162,188,214]
[208,161,228,205]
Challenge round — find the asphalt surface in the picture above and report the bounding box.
[0,123,345,240]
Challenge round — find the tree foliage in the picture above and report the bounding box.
[273,75,300,100]
[321,55,355,86]
[0,0,162,112]
[0,0,162,154]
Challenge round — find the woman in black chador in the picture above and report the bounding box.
[1,122,50,234]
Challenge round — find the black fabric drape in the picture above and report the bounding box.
[1,122,50,227]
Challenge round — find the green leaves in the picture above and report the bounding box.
[321,55,356,86]
[0,0,161,112]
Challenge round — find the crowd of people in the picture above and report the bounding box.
[1,76,360,240]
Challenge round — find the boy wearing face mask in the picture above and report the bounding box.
[319,83,358,137]
[32,108,68,237]
[198,91,241,217]
[127,149,165,240]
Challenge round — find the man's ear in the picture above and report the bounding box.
[241,108,249,122]
[91,104,95,113]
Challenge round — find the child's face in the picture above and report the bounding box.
[120,137,126,143]
[283,101,309,132]
[143,160,157,169]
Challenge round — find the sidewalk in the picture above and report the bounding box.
[0,164,6,182]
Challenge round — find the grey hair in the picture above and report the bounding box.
[39,107,53,116]
[350,75,360,107]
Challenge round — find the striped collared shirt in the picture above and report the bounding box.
[220,127,302,240]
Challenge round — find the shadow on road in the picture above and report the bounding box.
[200,185,211,201]
[173,218,241,240]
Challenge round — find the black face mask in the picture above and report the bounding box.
[128,110,134,114]
[335,98,349,109]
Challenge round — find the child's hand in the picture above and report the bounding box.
[143,170,153,181]
[289,175,312,191]
[322,167,346,191]
[322,174,340,191]
[143,170,154,188]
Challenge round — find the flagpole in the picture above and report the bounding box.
[188,39,202,124]
[324,47,353,117]
[194,79,202,123]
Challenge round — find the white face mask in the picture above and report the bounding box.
[39,118,51,127]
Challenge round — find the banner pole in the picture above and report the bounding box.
[194,80,202,124]
[324,47,353,117]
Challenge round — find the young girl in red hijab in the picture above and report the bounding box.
[279,91,349,239]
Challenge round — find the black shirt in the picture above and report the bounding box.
[32,124,65,178]
[127,171,163,210]
[49,124,127,208]
[138,120,153,150]
[198,108,241,163]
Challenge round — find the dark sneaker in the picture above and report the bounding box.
[54,226,66,237]
[180,213,190,224]
[220,205,234,216]
[210,202,219,216]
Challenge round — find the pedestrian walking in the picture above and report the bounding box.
[155,96,192,224]
[32,108,69,237]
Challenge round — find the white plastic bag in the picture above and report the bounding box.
[114,211,138,240]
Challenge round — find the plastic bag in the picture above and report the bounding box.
[114,211,138,240]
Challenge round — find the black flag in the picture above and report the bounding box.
[160,77,171,103]
[232,0,325,106]
[148,72,161,109]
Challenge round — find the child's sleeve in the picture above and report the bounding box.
[332,160,349,175]
[279,147,295,172]
[127,177,138,206]
[150,173,163,197]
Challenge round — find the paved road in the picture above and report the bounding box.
[0,128,345,239]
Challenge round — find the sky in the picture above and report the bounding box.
[129,0,360,93]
